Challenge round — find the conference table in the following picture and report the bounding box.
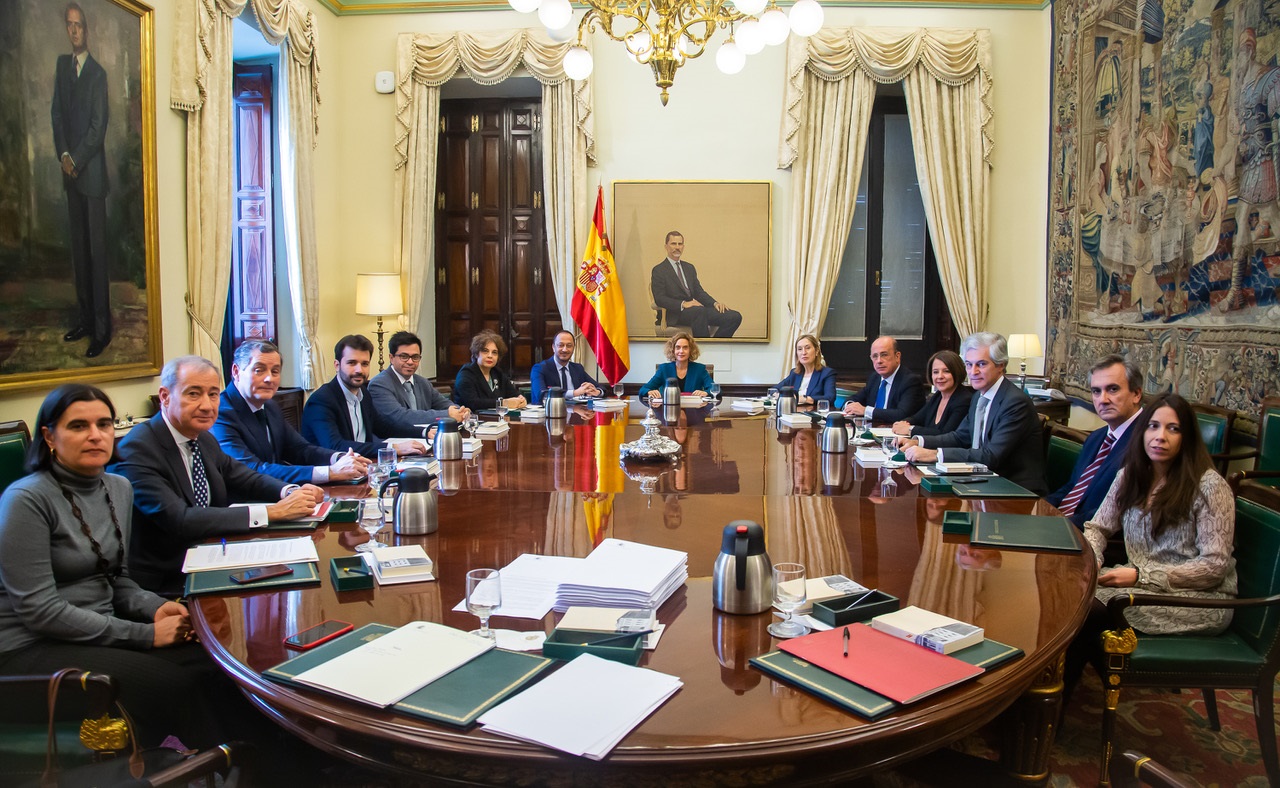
[190,401,1095,786]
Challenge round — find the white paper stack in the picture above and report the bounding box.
[554,539,688,612]
[679,394,705,408]
[778,412,817,428]
[475,421,510,438]
[461,437,483,457]
[182,536,318,573]
[478,654,682,760]
[518,406,546,421]
[591,398,628,411]
[854,446,888,465]
[730,399,763,414]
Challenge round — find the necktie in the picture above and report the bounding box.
[675,263,690,296]
[971,396,991,450]
[189,440,210,508]
[254,409,273,453]
[1059,433,1117,518]
[560,365,570,393]
[874,379,888,410]
[404,379,418,410]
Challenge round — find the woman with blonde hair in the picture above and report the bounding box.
[776,334,836,405]
[639,332,714,402]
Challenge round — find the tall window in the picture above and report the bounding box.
[821,96,954,377]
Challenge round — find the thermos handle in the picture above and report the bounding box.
[734,531,748,591]
[378,478,398,518]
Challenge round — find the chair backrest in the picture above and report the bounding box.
[1192,403,1234,455]
[0,421,31,497]
[1230,492,1280,655]
[1257,397,1280,473]
[1045,424,1089,493]
[275,388,306,432]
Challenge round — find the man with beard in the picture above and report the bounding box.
[302,334,427,458]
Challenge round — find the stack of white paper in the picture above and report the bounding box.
[730,399,763,414]
[475,421,510,438]
[854,446,888,465]
[554,539,688,612]
[591,398,628,411]
[461,437,483,457]
[181,536,319,573]
[518,406,546,421]
[478,654,682,760]
[778,412,817,428]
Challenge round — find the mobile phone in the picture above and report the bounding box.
[283,619,354,650]
[229,563,294,584]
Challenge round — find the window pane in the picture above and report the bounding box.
[822,154,870,340]
[878,115,926,339]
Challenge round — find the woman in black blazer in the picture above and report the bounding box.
[453,330,528,412]
[892,350,973,437]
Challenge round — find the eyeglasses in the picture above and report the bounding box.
[394,353,423,362]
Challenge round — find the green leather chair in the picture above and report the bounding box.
[1191,403,1255,476]
[1235,397,1280,496]
[0,420,31,497]
[1045,423,1089,492]
[1097,481,1280,786]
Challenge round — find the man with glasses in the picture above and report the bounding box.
[842,336,926,425]
[902,332,1047,494]
[369,331,469,437]
[530,331,602,403]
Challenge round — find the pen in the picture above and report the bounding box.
[843,626,850,657]
[343,566,370,576]
[221,538,227,556]
[831,588,877,611]
[955,478,989,485]
[587,630,655,646]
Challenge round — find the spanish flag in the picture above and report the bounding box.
[571,187,630,384]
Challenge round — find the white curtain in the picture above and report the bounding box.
[394,31,596,353]
[170,0,323,383]
[778,28,994,371]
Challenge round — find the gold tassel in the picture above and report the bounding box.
[79,713,130,752]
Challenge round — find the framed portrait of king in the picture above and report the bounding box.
[613,181,771,342]
[0,0,160,391]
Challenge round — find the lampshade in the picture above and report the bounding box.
[355,273,404,316]
[1007,333,1043,359]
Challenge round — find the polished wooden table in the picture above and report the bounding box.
[191,403,1094,786]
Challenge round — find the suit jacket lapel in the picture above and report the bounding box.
[150,419,198,505]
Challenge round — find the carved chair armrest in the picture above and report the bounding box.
[146,741,253,788]
[1105,590,1280,631]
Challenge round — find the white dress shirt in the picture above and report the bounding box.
[161,414,272,528]
[865,367,899,422]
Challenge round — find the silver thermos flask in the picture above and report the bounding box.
[776,386,798,416]
[433,417,462,460]
[663,377,681,407]
[712,521,773,614]
[545,387,567,419]
[378,466,438,535]
[821,412,849,453]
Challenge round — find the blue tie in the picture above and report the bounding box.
[874,380,887,410]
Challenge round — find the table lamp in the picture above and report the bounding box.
[1006,333,1043,391]
[355,273,404,371]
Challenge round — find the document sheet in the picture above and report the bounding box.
[181,536,319,573]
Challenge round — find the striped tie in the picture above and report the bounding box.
[1058,433,1116,518]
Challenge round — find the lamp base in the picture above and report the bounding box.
[375,315,386,372]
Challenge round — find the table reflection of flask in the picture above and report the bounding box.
[712,608,773,695]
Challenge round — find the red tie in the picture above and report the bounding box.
[1059,433,1116,518]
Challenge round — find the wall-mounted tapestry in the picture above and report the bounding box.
[1048,0,1280,432]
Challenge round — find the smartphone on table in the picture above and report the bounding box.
[283,620,355,650]
[229,563,294,584]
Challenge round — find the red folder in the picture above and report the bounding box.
[778,624,983,704]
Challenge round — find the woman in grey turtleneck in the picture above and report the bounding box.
[0,384,239,749]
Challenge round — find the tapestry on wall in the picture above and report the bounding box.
[1049,0,1280,432]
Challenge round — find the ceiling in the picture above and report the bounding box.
[314,0,1044,16]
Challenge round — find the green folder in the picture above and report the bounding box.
[183,561,321,596]
[949,477,1038,498]
[971,512,1082,553]
[263,623,555,727]
[262,521,320,532]
[751,636,1024,720]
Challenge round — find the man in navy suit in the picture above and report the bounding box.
[904,332,1048,494]
[211,340,370,485]
[301,334,427,458]
[1046,355,1144,527]
[52,3,111,357]
[531,331,602,402]
[650,231,743,338]
[113,356,326,595]
[842,336,927,425]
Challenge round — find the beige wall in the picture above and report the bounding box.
[0,0,1050,429]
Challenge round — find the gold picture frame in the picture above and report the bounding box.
[613,180,771,342]
[0,0,161,392]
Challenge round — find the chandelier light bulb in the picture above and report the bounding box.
[629,29,652,55]
[760,7,790,45]
[716,40,746,74]
[678,34,695,57]
[737,19,765,55]
[789,0,823,36]
[547,17,576,42]
[538,0,573,32]
[563,45,594,80]
[508,0,541,12]
[731,0,768,17]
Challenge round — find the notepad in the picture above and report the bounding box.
[870,606,984,655]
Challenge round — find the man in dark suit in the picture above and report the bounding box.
[1047,354,1144,528]
[904,332,1048,494]
[211,340,370,485]
[368,331,469,437]
[302,334,428,458]
[842,336,928,425]
[650,231,743,338]
[52,3,111,357]
[530,331,603,402]
[113,356,326,595]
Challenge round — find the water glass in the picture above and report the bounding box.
[613,382,625,399]
[496,397,509,420]
[464,413,480,436]
[465,568,502,640]
[708,382,721,405]
[817,399,831,418]
[356,503,386,552]
[767,387,779,406]
[880,469,899,498]
[882,435,898,456]
[377,446,396,477]
[768,562,808,639]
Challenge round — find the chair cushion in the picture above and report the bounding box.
[1195,412,1228,455]
[1130,631,1265,676]
[1261,405,1280,474]
[1046,434,1084,493]
[0,433,27,497]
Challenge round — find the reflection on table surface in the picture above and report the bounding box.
[193,485,1092,780]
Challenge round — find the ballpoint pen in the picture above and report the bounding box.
[842,626,850,657]
[587,630,655,646]
[830,588,877,612]
[221,538,227,556]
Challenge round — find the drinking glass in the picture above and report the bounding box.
[496,397,509,420]
[464,413,480,437]
[708,382,721,406]
[465,568,502,640]
[356,501,386,552]
[613,382,625,399]
[880,467,899,498]
[768,562,808,639]
[377,446,396,478]
[816,399,831,418]
[882,435,898,457]
[767,387,779,407]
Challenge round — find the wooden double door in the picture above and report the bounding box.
[434,99,560,381]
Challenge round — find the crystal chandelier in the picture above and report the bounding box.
[509,0,824,105]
